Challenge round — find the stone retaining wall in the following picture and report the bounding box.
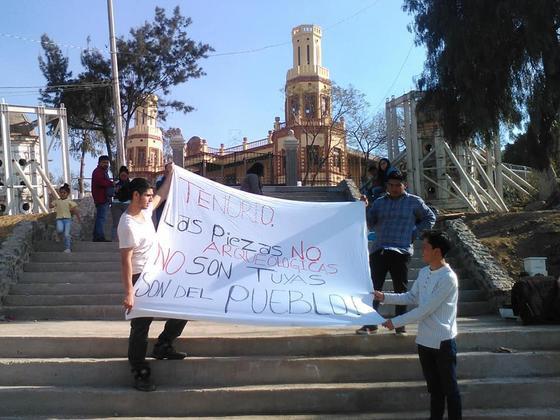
[442,218,514,309]
[338,179,361,201]
[0,217,53,306]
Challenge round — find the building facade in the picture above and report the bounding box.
[127,25,373,186]
[126,94,165,183]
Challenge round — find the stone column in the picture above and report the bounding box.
[283,130,299,186]
[170,132,185,168]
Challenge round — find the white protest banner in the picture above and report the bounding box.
[127,166,384,326]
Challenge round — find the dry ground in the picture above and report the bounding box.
[0,214,51,244]
[463,210,560,280]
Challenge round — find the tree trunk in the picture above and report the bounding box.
[536,164,560,201]
[79,148,85,198]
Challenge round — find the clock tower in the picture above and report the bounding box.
[285,24,332,124]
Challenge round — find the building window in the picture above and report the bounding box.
[304,94,316,119]
[332,148,342,170]
[307,145,321,169]
[127,148,134,165]
[297,46,301,66]
[137,147,146,166]
[150,149,157,166]
[306,44,310,65]
[290,95,300,119]
[321,95,330,117]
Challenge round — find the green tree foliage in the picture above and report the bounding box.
[39,6,212,171]
[403,0,560,174]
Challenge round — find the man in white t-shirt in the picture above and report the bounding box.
[118,166,188,392]
[374,230,462,420]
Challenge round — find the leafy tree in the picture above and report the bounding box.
[39,6,212,172]
[403,0,560,198]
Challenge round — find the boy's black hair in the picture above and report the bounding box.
[387,170,405,183]
[59,183,70,194]
[119,166,129,174]
[247,162,264,177]
[129,177,152,197]
[421,230,452,257]
[98,155,110,163]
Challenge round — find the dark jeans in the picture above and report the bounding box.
[93,203,109,240]
[370,249,410,317]
[128,274,188,371]
[418,339,462,420]
[110,201,128,240]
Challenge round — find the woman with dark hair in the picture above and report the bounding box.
[371,158,397,201]
[240,162,264,195]
[111,166,131,241]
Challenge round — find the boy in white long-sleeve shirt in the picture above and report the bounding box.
[374,230,462,420]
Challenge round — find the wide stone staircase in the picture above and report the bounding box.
[1,240,560,418]
[2,239,492,320]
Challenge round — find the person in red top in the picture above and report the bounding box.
[91,155,115,241]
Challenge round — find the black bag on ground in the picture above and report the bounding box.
[511,276,560,325]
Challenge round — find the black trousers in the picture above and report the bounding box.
[370,249,410,316]
[418,339,462,420]
[128,274,188,371]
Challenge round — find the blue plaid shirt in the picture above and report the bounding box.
[367,192,436,255]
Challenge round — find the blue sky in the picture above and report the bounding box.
[0,0,425,178]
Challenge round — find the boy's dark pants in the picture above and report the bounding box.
[128,274,188,371]
[418,338,462,420]
[370,249,410,316]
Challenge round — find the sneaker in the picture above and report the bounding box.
[63,249,71,253]
[395,326,406,335]
[133,367,156,392]
[151,342,187,360]
[355,325,378,335]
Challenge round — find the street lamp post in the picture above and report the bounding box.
[107,0,125,169]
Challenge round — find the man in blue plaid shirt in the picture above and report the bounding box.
[357,170,436,335]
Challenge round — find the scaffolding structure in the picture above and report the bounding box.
[385,91,537,212]
[0,102,70,215]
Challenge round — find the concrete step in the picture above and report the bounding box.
[1,305,124,320]
[34,240,119,253]
[3,294,122,306]
[0,351,558,387]
[0,377,559,417]
[10,282,123,295]
[18,271,120,283]
[2,300,493,320]
[0,319,559,358]
[29,252,120,263]
[23,262,121,272]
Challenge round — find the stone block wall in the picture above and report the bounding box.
[443,218,514,309]
[0,218,53,305]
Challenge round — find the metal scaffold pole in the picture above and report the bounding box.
[107,0,125,168]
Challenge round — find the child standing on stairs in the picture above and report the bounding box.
[375,230,462,420]
[50,184,81,253]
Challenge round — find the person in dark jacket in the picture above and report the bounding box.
[111,166,131,241]
[91,155,115,242]
[240,162,264,195]
[370,158,398,202]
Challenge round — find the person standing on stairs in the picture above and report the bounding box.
[110,166,131,241]
[375,230,462,420]
[91,155,115,242]
[50,183,81,253]
[118,165,188,392]
[356,170,436,335]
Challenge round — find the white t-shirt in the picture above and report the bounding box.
[118,205,157,274]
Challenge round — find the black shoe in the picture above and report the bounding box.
[355,325,378,335]
[151,342,187,360]
[133,367,156,392]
